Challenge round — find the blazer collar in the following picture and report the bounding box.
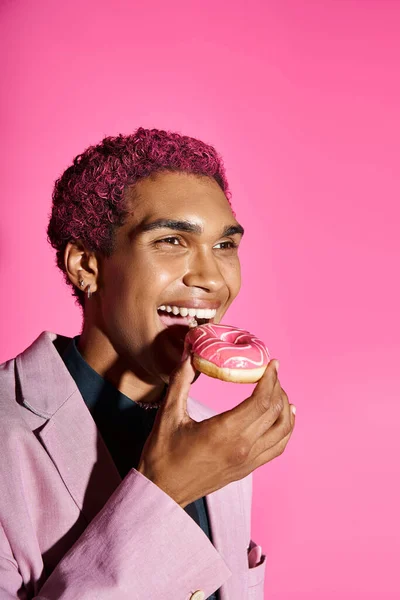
[16,331,77,418]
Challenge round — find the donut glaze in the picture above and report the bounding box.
[185,323,270,370]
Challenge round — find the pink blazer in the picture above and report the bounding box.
[0,332,266,599]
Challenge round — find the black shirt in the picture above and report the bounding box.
[62,336,219,600]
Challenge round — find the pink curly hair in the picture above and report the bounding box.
[47,127,231,307]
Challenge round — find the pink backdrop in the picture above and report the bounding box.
[1,1,399,598]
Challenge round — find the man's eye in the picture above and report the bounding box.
[156,236,180,245]
[214,240,238,250]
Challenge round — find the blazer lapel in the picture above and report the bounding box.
[17,332,122,524]
[37,390,122,524]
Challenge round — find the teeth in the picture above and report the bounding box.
[158,305,217,319]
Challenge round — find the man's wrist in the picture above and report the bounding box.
[136,464,188,508]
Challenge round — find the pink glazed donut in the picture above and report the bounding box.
[185,323,271,383]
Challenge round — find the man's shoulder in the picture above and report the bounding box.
[0,355,39,460]
[0,331,70,429]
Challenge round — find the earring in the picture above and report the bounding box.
[87,285,92,300]
[79,279,85,288]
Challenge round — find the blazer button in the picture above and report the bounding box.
[190,592,205,600]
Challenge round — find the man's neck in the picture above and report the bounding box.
[77,324,165,407]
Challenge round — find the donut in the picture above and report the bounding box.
[184,323,270,383]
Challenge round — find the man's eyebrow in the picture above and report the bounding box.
[141,219,202,234]
[222,224,245,237]
[140,219,245,237]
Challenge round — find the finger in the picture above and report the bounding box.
[252,359,281,405]
[162,356,196,420]
[252,411,296,469]
[249,390,292,457]
[226,359,281,429]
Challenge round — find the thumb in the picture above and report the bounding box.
[162,355,197,420]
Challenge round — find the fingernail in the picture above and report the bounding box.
[291,405,296,415]
[275,360,280,373]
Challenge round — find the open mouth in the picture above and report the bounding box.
[157,304,217,328]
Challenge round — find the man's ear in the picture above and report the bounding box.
[64,241,99,293]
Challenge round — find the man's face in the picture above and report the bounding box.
[96,171,243,383]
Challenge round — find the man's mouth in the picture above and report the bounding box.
[157,304,217,328]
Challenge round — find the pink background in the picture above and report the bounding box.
[1,1,399,598]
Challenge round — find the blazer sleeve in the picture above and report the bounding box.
[0,469,232,600]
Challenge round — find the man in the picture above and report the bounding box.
[0,128,295,599]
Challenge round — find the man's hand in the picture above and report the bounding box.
[137,357,295,508]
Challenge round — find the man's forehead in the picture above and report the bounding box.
[126,171,229,206]
[125,174,236,229]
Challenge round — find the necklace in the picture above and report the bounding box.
[134,385,167,410]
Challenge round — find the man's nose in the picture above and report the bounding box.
[182,248,225,293]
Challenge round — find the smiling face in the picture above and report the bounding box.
[92,171,243,384]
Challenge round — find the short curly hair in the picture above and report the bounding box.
[47,127,231,307]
